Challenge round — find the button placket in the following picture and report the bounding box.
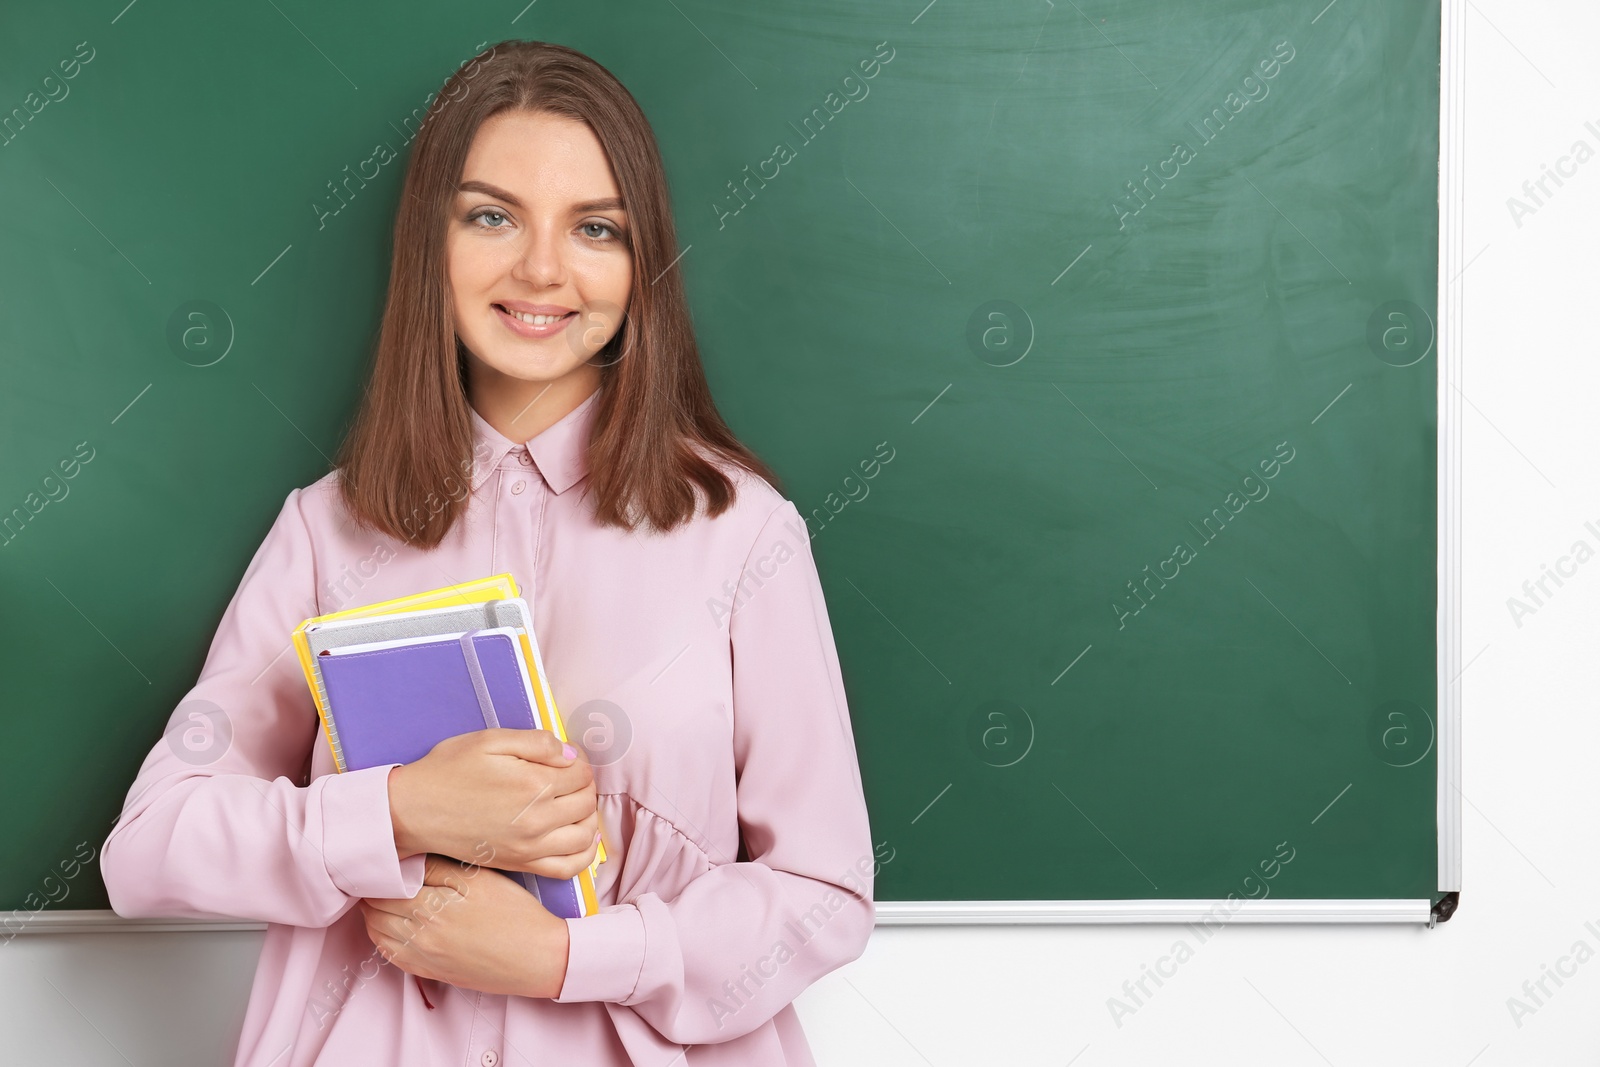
[494,453,548,608]
[506,447,538,496]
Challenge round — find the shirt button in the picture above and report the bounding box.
[518,452,532,466]
[481,1052,500,1067]
[510,481,525,495]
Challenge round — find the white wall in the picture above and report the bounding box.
[8,3,1598,1063]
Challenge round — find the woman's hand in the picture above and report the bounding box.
[387,728,600,878]
[359,854,570,999]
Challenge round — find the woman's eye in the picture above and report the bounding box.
[469,210,509,230]
[580,221,618,241]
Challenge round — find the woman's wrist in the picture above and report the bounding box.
[525,912,571,999]
[386,765,425,860]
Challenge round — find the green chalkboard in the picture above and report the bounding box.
[0,0,1446,916]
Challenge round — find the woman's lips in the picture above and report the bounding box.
[494,304,576,339]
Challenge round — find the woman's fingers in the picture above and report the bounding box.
[518,820,603,879]
[478,727,581,768]
[525,839,603,881]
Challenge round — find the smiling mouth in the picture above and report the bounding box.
[494,305,576,326]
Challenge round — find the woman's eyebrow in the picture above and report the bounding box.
[456,180,624,214]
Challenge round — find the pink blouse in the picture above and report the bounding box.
[100,386,877,1066]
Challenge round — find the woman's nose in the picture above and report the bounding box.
[509,229,565,287]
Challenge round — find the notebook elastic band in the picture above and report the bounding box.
[457,628,501,729]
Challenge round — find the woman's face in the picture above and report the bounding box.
[448,109,632,409]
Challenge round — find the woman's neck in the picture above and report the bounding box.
[466,362,602,443]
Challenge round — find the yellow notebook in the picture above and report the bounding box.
[291,573,606,908]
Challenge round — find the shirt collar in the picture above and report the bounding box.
[468,387,601,495]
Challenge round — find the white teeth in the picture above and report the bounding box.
[502,307,568,326]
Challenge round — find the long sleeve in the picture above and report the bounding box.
[100,486,426,928]
[553,499,876,1045]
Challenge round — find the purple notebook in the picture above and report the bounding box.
[317,627,584,919]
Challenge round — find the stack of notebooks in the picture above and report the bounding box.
[291,573,604,920]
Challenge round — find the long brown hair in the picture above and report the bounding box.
[334,39,781,547]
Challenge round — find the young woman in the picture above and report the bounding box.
[101,40,875,1066]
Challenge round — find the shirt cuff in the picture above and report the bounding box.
[318,763,425,900]
[553,905,647,1003]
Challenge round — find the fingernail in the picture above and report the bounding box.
[593,830,602,844]
[563,743,577,759]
